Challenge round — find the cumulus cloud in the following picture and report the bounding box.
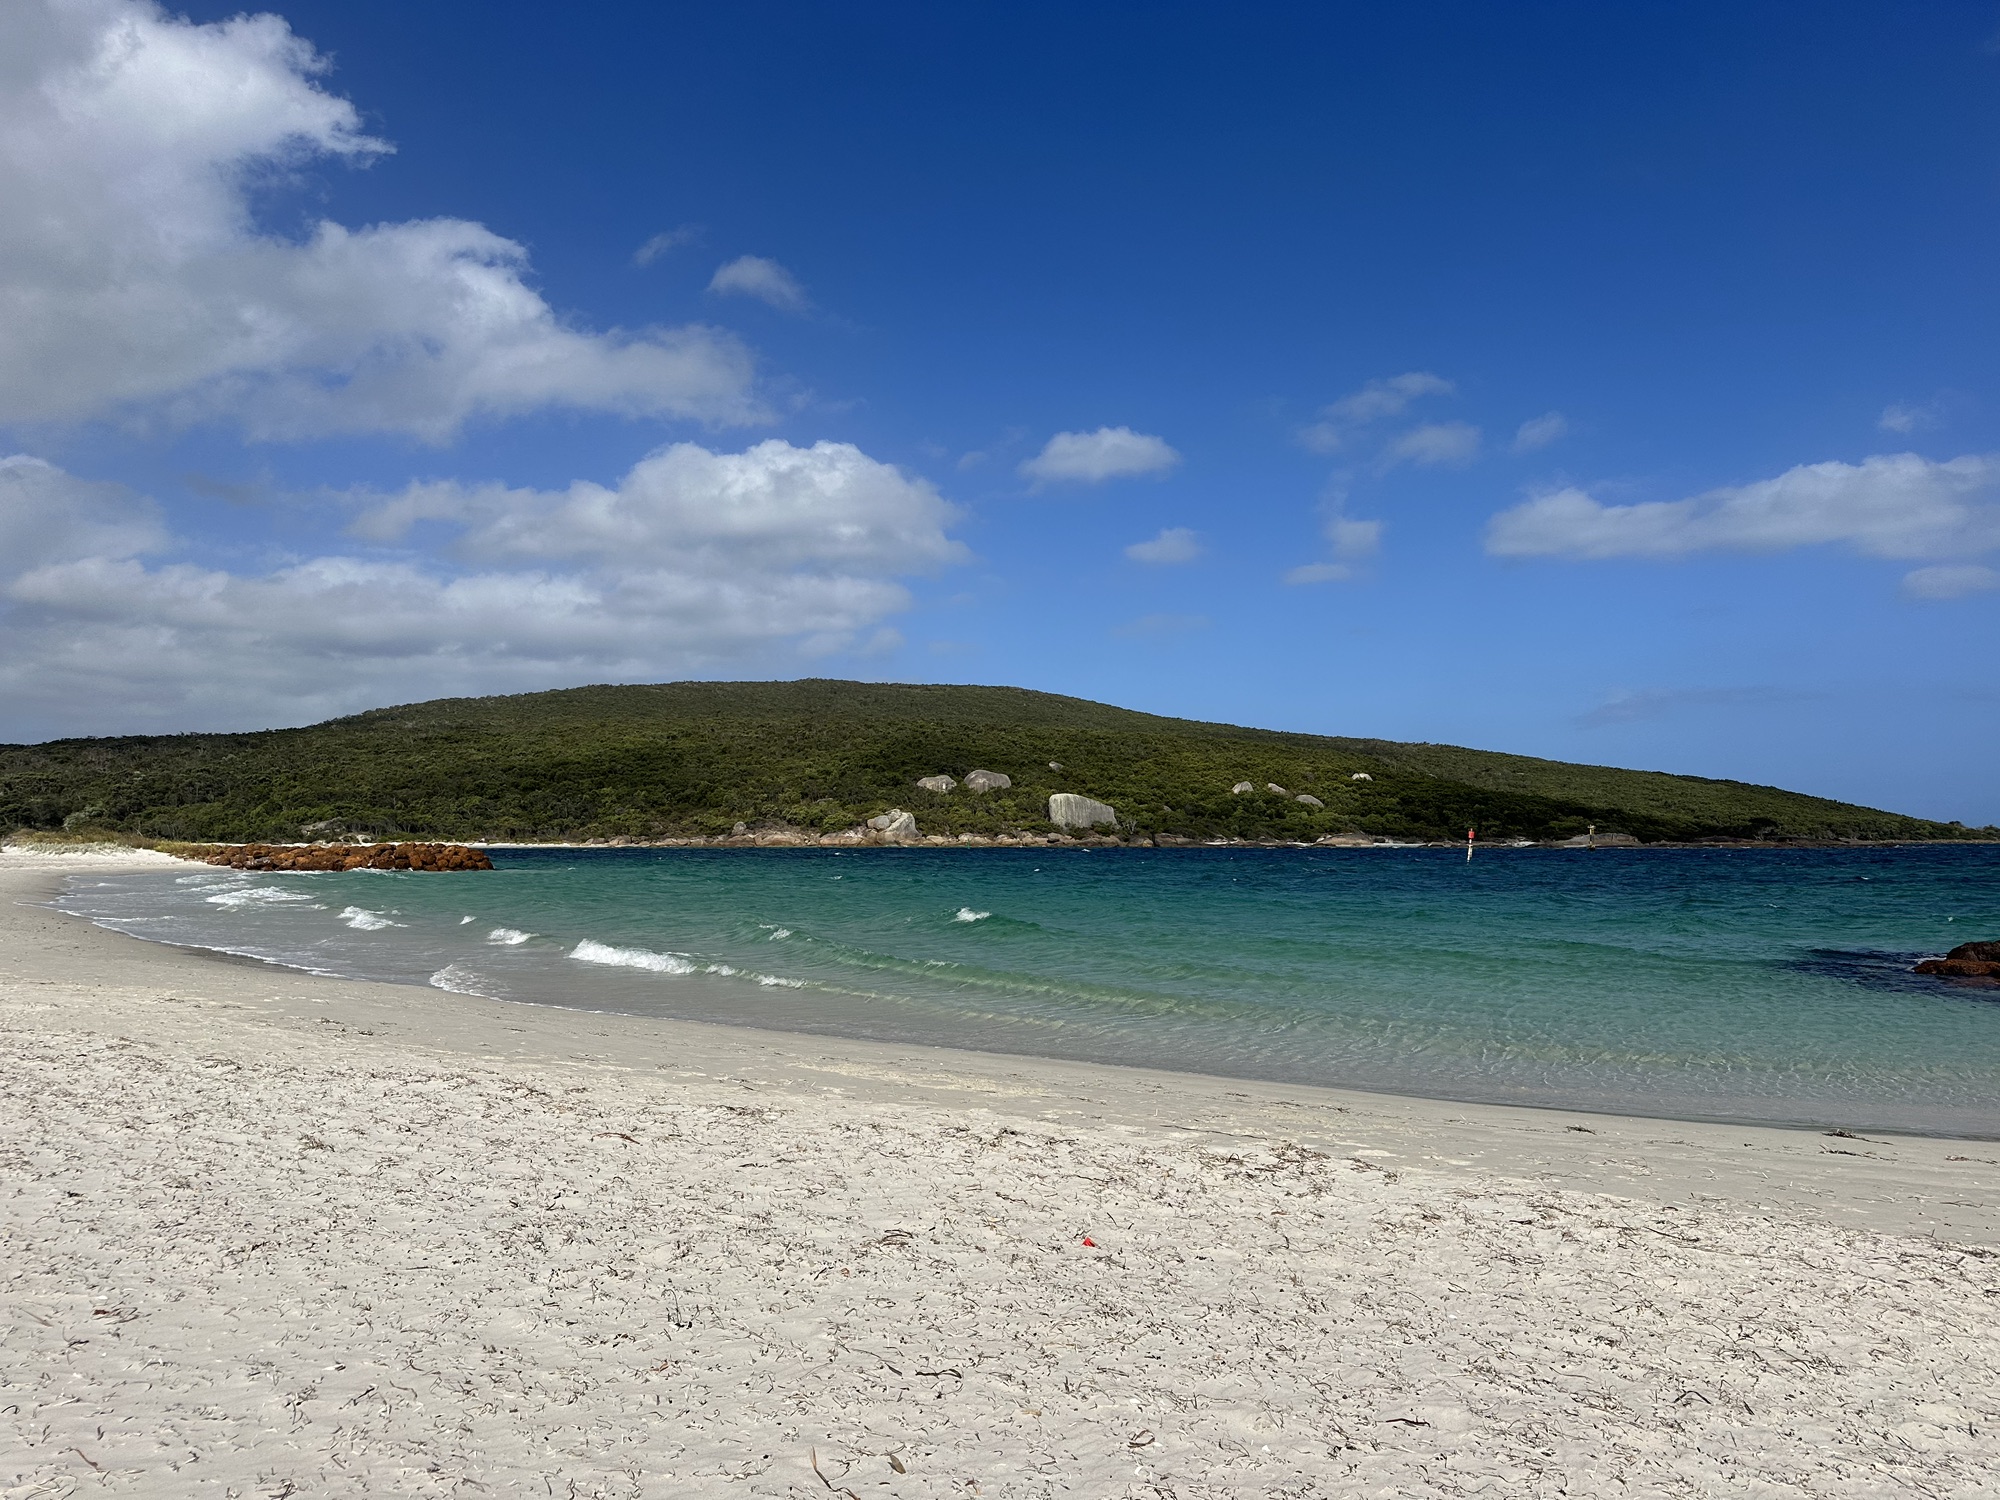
[1902,564,1999,600]
[1019,427,1181,484]
[1879,402,1938,434]
[0,0,759,439]
[1512,411,1568,452]
[1382,420,1481,469]
[1123,526,1202,564]
[707,256,810,313]
[632,226,700,266]
[1298,372,1452,453]
[1486,453,2000,567]
[1284,513,1382,585]
[0,442,965,736]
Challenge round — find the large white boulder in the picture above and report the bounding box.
[1296,794,1324,808]
[867,809,919,841]
[1231,781,1254,794]
[1350,772,1373,781]
[1266,783,1288,796]
[963,769,1012,792]
[1047,793,1117,831]
[916,775,957,793]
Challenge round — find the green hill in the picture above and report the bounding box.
[0,679,1982,845]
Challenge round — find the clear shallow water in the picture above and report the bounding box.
[57,844,2000,1134]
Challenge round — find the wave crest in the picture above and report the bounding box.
[570,939,696,975]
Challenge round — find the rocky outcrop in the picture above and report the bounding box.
[193,842,492,872]
[1296,794,1324,808]
[963,769,1012,792]
[1555,832,1641,848]
[916,775,957,793]
[1231,782,1254,794]
[1916,941,2000,980]
[1314,833,1375,847]
[1048,793,1117,831]
[867,809,919,842]
[1266,783,1288,796]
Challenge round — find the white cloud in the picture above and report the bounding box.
[0,442,965,735]
[1298,372,1452,453]
[0,0,759,439]
[1486,453,2000,562]
[633,227,700,266]
[1284,512,1381,585]
[707,256,810,313]
[1123,526,1202,564]
[1879,402,1937,434]
[1512,411,1568,452]
[1902,564,2000,601]
[1383,421,1481,469]
[1020,427,1181,484]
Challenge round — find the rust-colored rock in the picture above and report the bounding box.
[1915,957,2000,979]
[192,842,492,872]
[1915,943,2000,980]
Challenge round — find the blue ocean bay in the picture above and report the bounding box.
[59,844,2000,1134]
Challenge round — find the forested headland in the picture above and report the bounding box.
[2,679,1985,846]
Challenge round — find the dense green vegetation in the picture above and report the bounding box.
[0,679,1984,845]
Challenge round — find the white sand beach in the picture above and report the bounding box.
[4,845,1998,1498]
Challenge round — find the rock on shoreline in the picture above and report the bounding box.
[1917,941,2000,980]
[192,843,493,872]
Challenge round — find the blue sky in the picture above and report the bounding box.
[2,1,1996,823]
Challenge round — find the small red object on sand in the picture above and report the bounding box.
[1082,1236,1097,1247]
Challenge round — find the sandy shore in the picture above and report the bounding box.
[4,847,1998,1497]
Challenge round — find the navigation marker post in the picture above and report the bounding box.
[1466,827,1476,862]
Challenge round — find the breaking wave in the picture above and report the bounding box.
[339,906,401,931]
[428,963,492,997]
[487,927,534,946]
[206,885,316,908]
[570,939,697,975]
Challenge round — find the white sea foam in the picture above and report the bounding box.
[428,963,491,996]
[570,939,696,975]
[459,915,476,925]
[954,907,991,922]
[705,963,739,976]
[756,974,804,988]
[486,927,533,946]
[339,906,401,931]
[763,926,793,941]
[206,886,316,908]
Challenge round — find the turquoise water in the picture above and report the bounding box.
[57,844,2000,1134]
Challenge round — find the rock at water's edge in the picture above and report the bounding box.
[196,842,491,872]
[1916,940,2000,979]
[1048,793,1117,831]
[867,809,919,841]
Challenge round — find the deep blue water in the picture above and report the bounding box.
[57,844,2000,1133]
